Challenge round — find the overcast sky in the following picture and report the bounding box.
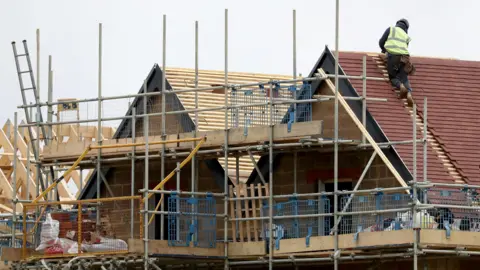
[0,0,477,126]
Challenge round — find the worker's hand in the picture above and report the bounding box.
[409,65,416,75]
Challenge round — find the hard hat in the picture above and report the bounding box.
[397,18,409,29]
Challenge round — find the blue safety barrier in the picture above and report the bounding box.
[168,193,216,248]
[262,196,330,250]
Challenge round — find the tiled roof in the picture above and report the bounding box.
[337,52,479,184]
[165,67,292,182]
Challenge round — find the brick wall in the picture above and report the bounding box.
[312,84,362,140]
[135,95,189,137]
[257,150,405,236]
[97,146,402,243]
[272,150,398,194]
[99,158,226,240]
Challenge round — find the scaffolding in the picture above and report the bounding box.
[4,4,480,270]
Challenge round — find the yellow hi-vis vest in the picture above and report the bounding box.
[384,26,411,55]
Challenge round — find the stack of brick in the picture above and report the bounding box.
[50,211,98,243]
[50,212,70,238]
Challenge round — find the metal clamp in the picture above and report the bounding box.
[275,226,284,250]
[287,111,295,133]
[444,220,451,239]
[354,225,362,241]
[393,220,401,231]
[306,226,312,247]
[244,118,250,136]
[375,192,384,228]
[273,82,280,91]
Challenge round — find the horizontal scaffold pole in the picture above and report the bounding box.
[33,136,205,203]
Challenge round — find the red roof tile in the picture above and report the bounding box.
[411,57,480,184]
[337,52,477,184]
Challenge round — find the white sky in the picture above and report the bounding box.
[0,0,477,126]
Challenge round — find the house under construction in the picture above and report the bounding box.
[1,8,479,270]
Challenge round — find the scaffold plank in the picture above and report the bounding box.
[420,230,480,248]
[228,241,266,257]
[275,230,414,254]
[41,121,324,163]
[128,239,225,257]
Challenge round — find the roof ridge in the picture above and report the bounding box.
[370,54,468,184]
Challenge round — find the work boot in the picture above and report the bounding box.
[399,84,408,99]
[407,92,414,107]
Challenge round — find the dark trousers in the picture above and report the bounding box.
[387,53,412,92]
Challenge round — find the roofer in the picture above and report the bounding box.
[379,18,416,107]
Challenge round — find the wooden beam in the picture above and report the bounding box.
[0,119,82,204]
[64,170,81,187]
[0,204,13,214]
[275,230,414,254]
[1,247,35,262]
[0,169,22,212]
[420,230,480,248]
[57,181,75,201]
[318,68,408,188]
[2,121,38,180]
[3,122,30,159]
[128,239,225,257]
[42,121,324,163]
[228,242,265,257]
[0,165,12,171]
[68,125,79,142]
[0,129,37,199]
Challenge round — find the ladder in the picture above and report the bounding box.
[11,40,52,193]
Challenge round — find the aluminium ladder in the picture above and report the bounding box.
[11,40,55,194]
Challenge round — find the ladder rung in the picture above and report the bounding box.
[21,87,34,91]
[19,71,31,74]
[16,54,27,57]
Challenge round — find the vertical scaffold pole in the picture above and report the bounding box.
[34,107,40,245]
[96,22,103,227]
[236,157,239,185]
[191,20,199,244]
[47,55,53,159]
[131,106,136,238]
[293,151,297,193]
[423,98,428,202]
[36,29,40,101]
[48,56,55,201]
[143,80,150,270]
[26,132,31,202]
[413,103,418,270]
[36,114,42,200]
[176,161,181,241]
[160,14,167,241]
[47,55,53,128]
[293,9,297,120]
[32,103,39,202]
[268,79,274,270]
[223,8,229,270]
[362,55,367,145]
[12,112,18,247]
[192,20,199,197]
[293,9,298,195]
[334,0,340,269]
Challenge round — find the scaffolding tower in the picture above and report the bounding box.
[4,4,480,270]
